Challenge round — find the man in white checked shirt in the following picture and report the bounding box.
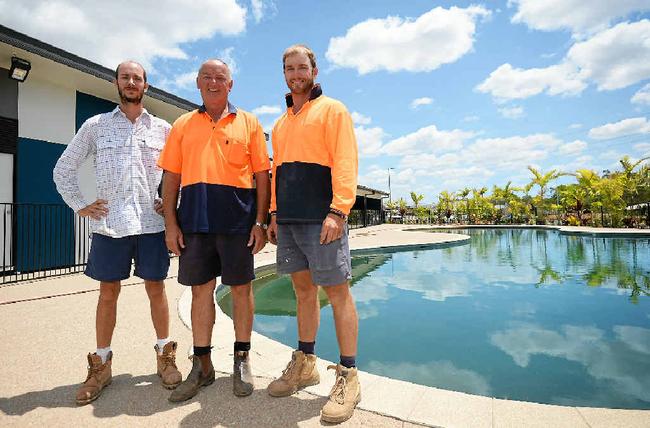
[53,61,182,405]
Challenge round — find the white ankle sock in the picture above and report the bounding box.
[96,347,111,363]
[156,337,171,354]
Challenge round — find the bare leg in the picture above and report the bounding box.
[322,282,358,357]
[144,280,169,340]
[230,283,254,342]
[96,281,121,348]
[191,280,216,373]
[291,270,320,342]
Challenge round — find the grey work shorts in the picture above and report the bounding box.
[276,223,352,286]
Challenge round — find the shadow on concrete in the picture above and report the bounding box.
[0,373,176,417]
[177,375,327,427]
[0,373,328,425]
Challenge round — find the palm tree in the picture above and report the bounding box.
[409,191,424,208]
[527,166,568,224]
[437,191,456,223]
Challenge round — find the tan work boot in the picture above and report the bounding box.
[75,352,112,405]
[267,350,320,397]
[168,355,215,403]
[155,341,182,390]
[320,364,361,423]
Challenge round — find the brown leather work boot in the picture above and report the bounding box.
[320,364,361,423]
[233,351,254,397]
[155,341,182,390]
[168,355,215,403]
[267,350,320,397]
[75,352,112,405]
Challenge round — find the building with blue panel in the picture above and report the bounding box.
[0,25,197,274]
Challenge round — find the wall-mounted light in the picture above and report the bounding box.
[9,56,31,82]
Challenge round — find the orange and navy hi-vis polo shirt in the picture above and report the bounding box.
[158,103,271,234]
[271,84,358,224]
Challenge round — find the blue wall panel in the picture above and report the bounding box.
[16,137,73,271]
[76,91,116,131]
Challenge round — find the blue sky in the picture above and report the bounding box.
[3,0,650,203]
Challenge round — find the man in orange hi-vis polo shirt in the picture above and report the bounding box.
[266,45,360,424]
[158,59,270,402]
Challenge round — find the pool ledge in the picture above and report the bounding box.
[176,224,650,427]
[411,223,650,238]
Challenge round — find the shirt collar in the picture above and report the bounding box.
[111,106,152,126]
[198,102,238,115]
[285,83,322,108]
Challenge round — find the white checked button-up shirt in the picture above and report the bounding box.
[53,107,171,238]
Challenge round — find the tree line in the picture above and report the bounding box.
[385,156,650,228]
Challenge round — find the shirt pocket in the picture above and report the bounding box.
[227,139,249,167]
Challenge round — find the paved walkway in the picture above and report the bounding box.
[1,224,649,427]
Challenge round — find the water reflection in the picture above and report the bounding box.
[218,229,650,408]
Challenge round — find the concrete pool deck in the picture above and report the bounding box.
[1,224,649,427]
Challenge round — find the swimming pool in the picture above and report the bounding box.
[218,228,650,409]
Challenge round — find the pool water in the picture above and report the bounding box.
[218,229,650,409]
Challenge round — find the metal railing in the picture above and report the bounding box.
[349,209,384,229]
[1,203,90,284]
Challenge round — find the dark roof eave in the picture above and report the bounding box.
[0,24,199,111]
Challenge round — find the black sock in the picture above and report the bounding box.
[340,355,356,368]
[234,341,251,353]
[194,345,212,356]
[298,341,315,355]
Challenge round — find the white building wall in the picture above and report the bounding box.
[18,77,76,144]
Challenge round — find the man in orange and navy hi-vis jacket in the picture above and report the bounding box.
[158,59,271,402]
[266,44,361,424]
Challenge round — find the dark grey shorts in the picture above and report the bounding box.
[276,224,351,286]
[178,233,254,286]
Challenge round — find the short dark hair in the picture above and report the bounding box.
[283,44,317,69]
[115,61,147,82]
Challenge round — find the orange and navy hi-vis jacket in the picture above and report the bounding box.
[158,103,271,234]
[271,84,358,224]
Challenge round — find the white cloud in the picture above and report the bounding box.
[509,0,650,36]
[466,134,562,168]
[476,62,586,101]
[477,20,650,101]
[569,123,583,129]
[410,97,434,110]
[463,115,480,122]
[558,139,588,155]
[631,83,650,105]
[490,323,650,403]
[159,71,197,92]
[355,125,388,157]
[567,20,650,91]
[588,117,650,140]
[250,0,276,23]
[498,105,525,119]
[381,125,475,156]
[325,5,490,74]
[252,105,282,115]
[634,142,650,153]
[0,0,247,70]
[218,46,239,75]
[351,111,372,125]
[366,360,491,396]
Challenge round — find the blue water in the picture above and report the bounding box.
[218,228,650,409]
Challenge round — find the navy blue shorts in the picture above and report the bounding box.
[85,232,170,282]
[178,233,254,286]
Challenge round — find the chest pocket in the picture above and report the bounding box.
[227,139,249,166]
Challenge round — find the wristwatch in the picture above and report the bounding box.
[255,221,268,230]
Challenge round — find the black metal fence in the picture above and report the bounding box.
[1,203,91,284]
[349,209,384,229]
